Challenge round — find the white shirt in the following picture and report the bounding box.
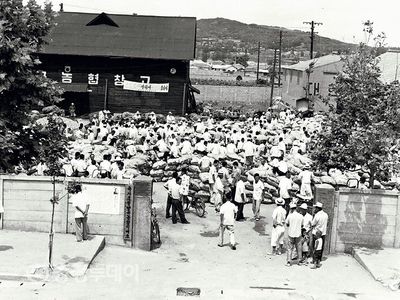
[226,143,237,154]
[279,177,292,199]
[165,178,181,200]
[299,170,313,184]
[303,213,313,232]
[243,141,255,157]
[209,165,217,184]
[285,211,303,238]
[220,201,238,226]
[75,160,87,173]
[235,180,246,203]
[253,180,264,200]
[72,192,88,218]
[277,160,288,174]
[270,145,282,158]
[312,210,328,235]
[62,164,73,177]
[272,206,286,226]
[87,165,98,178]
[99,160,111,172]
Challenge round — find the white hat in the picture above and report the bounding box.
[300,203,308,210]
[289,203,297,209]
[313,202,323,208]
[275,198,285,205]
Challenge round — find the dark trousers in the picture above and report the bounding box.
[172,199,187,223]
[283,197,291,216]
[311,234,326,259]
[166,195,172,217]
[314,250,323,264]
[235,202,245,220]
[75,217,88,242]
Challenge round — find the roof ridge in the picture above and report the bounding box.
[59,11,196,20]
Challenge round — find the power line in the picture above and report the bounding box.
[303,21,323,59]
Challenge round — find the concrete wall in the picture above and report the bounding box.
[330,188,400,253]
[194,84,271,110]
[0,175,153,250]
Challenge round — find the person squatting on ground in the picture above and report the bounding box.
[285,203,304,266]
[218,192,237,250]
[269,198,286,255]
[71,184,90,242]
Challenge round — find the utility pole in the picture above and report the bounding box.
[303,21,322,59]
[269,49,277,107]
[278,30,283,88]
[256,41,261,83]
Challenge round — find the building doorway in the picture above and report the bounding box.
[59,92,90,116]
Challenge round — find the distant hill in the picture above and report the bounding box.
[196,18,355,62]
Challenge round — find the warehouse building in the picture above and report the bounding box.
[38,11,197,115]
[281,54,344,111]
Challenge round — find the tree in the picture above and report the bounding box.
[0,0,63,171]
[311,24,400,188]
[235,54,249,68]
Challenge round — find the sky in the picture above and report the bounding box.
[33,0,400,46]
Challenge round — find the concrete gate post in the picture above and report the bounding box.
[132,176,153,251]
[314,184,335,255]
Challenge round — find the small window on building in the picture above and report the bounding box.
[297,71,301,85]
[289,70,293,83]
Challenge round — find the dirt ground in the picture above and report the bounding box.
[0,182,398,299]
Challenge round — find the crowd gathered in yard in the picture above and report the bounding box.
[22,105,335,268]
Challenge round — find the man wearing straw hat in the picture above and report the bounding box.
[269,198,286,255]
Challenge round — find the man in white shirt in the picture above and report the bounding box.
[279,173,293,215]
[166,112,175,124]
[252,173,264,221]
[72,184,89,242]
[212,172,224,211]
[299,164,313,199]
[285,203,304,266]
[164,173,189,224]
[218,195,238,250]
[87,160,99,178]
[242,138,255,166]
[234,175,247,221]
[180,137,193,155]
[208,160,219,194]
[99,154,111,178]
[300,203,313,262]
[270,198,286,255]
[311,202,328,255]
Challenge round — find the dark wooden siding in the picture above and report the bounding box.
[38,54,189,115]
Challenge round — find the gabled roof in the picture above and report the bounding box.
[282,54,343,71]
[40,12,196,60]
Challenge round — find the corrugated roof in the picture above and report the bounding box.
[282,54,342,71]
[378,51,400,83]
[40,12,196,60]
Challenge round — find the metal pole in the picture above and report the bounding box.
[310,21,314,59]
[269,49,277,107]
[256,41,260,83]
[48,176,56,270]
[103,79,108,111]
[278,31,283,88]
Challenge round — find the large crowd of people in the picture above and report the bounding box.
[28,106,333,267]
